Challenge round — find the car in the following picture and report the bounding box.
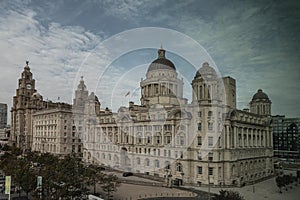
[122,172,133,177]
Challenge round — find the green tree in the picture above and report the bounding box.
[84,164,105,194]
[213,190,245,200]
[275,176,284,193]
[101,174,120,200]
[282,174,290,191]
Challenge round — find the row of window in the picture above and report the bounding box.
[197,166,214,175]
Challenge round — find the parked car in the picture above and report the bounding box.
[122,172,133,177]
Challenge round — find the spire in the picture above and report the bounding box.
[77,76,87,91]
[158,44,165,58]
[24,60,30,70]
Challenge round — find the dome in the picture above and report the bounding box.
[252,89,269,100]
[195,62,217,78]
[88,92,95,100]
[32,92,42,98]
[147,48,176,72]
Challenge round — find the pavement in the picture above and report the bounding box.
[184,169,300,200]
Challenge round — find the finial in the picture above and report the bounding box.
[81,76,83,80]
[26,61,29,65]
[160,43,163,49]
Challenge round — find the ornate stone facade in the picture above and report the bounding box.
[10,62,82,156]
[79,48,274,187]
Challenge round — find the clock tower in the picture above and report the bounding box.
[10,61,43,150]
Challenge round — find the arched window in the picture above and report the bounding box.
[145,158,150,166]
[136,157,141,165]
[176,162,183,172]
[177,133,185,146]
[164,133,172,144]
[137,132,142,144]
[165,161,170,169]
[155,160,160,168]
[155,133,162,144]
[146,133,152,144]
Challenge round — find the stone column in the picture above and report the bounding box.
[241,128,244,148]
[233,126,237,148]
[226,125,230,149]
[246,128,249,147]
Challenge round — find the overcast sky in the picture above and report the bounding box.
[0,0,299,120]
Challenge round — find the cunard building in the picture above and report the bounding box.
[77,47,274,187]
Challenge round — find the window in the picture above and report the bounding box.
[177,133,185,146]
[208,136,213,147]
[137,133,142,144]
[147,135,151,144]
[156,134,161,144]
[208,122,213,131]
[197,136,202,145]
[145,159,150,166]
[198,123,202,131]
[176,163,183,172]
[208,152,213,161]
[137,157,141,165]
[198,166,202,174]
[198,111,202,117]
[165,135,171,144]
[209,167,213,175]
[198,151,202,160]
[155,160,160,168]
[165,161,171,169]
[208,111,213,117]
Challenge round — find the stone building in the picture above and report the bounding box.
[80,48,274,187]
[31,103,82,155]
[0,103,7,129]
[10,62,82,156]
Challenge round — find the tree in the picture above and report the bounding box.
[213,190,245,200]
[282,174,291,191]
[101,174,120,200]
[84,164,105,194]
[275,176,284,193]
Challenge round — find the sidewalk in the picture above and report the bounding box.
[184,175,300,200]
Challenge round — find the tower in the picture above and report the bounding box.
[191,62,224,104]
[10,61,42,150]
[140,47,184,107]
[250,89,272,116]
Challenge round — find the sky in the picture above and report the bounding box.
[0,0,299,121]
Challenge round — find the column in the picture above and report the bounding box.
[226,125,230,149]
[233,126,237,148]
[172,125,175,147]
[246,128,249,147]
[241,128,244,148]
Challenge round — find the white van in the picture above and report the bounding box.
[88,194,104,200]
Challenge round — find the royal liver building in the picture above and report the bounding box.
[75,47,274,187]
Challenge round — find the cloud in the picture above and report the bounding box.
[0,4,106,119]
[0,0,299,119]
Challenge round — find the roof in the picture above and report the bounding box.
[147,48,176,72]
